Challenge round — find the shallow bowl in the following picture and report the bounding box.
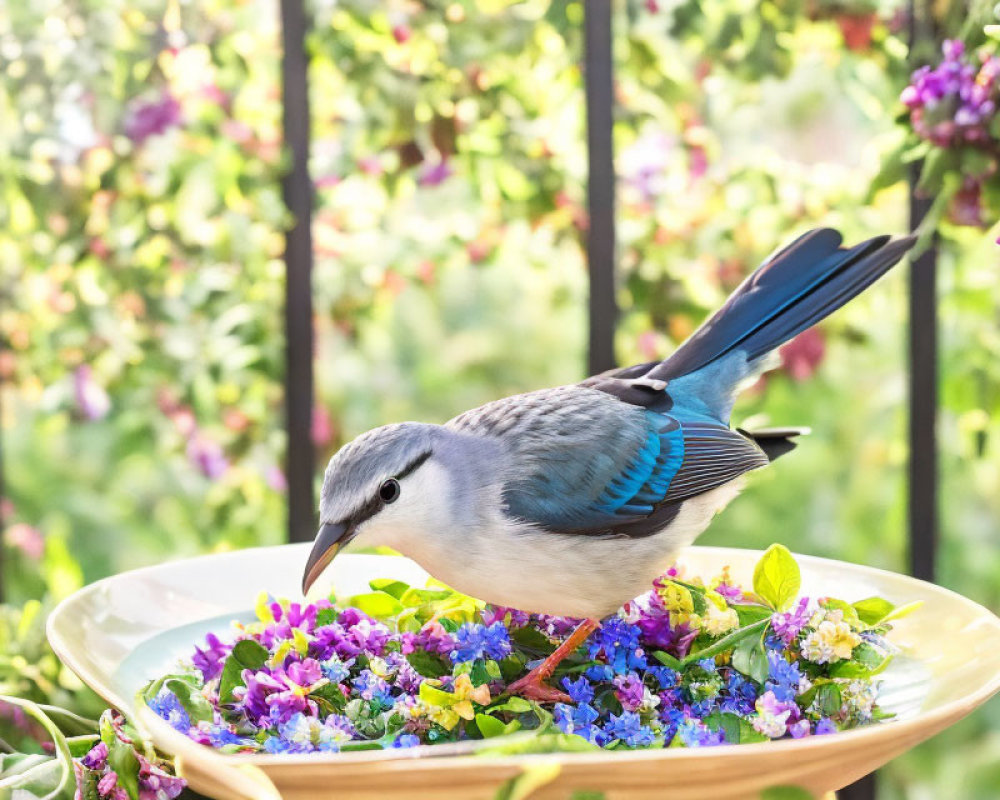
[47,545,1000,800]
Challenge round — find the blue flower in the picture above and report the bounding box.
[589,617,647,675]
[553,702,601,743]
[147,688,191,733]
[206,726,243,748]
[561,675,594,705]
[262,736,292,754]
[674,718,726,748]
[353,670,394,708]
[647,665,678,690]
[720,671,758,716]
[392,734,421,748]
[320,655,353,684]
[765,651,803,703]
[451,622,512,662]
[697,658,717,673]
[604,711,656,747]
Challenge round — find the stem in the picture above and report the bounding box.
[679,619,769,667]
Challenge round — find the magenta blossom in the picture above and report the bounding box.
[124,92,182,144]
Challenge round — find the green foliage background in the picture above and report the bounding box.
[1,0,998,796]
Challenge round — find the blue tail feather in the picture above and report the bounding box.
[646,229,915,389]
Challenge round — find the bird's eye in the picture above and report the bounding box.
[379,478,400,504]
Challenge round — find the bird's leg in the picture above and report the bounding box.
[506,618,600,703]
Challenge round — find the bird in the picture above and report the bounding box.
[302,227,915,702]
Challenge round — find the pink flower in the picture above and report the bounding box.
[779,328,825,381]
[5,523,44,559]
[124,92,182,145]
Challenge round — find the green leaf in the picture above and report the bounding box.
[732,636,769,685]
[881,600,923,624]
[681,619,769,667]
[510,626,557,654]
[405,649,451,678]
[476,713,507,738]
[164,678,214,724]
[815,683,843,716]
[369,578,410,599]
[218,639,269,706]
[399,587,453,606]
[315,607,338,627]
[489,697,536,714]
[733,603,773,625]
[348,592,404,619]
[107,734,141,800]
[419,682,457,708]
[852,596,895,626]
[753,544,800,611]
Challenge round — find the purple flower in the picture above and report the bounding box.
[386,652,423,695]
[788,719,811,738]
[186,434,229,480]
[417,159,452,187]
[771,597,811,646]
[125,92,182,144]
[137,752,186,800]
[605,710,656,747]
[393,733,421,748]
[815,717,838,735]
[613,672,646,712]
[81,741,108,770]
[73,365,111,421]
[192,633,229,681]
[482,606,530,628]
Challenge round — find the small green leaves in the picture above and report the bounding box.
[753,544,800,611]
[852,596,896,626]
[164,678,214,724]
[218,638,269,706]
[348,591,404,619]
[476,713,507,738]
[732,636,769,685]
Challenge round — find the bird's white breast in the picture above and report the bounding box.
[362,478,745,619]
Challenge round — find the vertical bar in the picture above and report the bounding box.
[280,0,315,543]
[906,0,939,584]
[584,0,617,374]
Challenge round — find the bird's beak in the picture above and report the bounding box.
[302,521,353,595]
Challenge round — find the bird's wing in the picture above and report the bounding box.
[447,386,768,537]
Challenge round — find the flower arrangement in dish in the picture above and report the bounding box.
[123,546,910,761]
[47,544,1000,800]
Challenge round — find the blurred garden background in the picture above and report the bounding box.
[2,0,999,797]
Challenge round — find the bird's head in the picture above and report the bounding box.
[302,421,462,595]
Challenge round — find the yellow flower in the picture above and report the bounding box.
[449,673,491,722]
[656,581,695,626]
[701,602,739,636]
[800,620,861,664]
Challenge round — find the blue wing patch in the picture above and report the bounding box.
[593,413,685,517]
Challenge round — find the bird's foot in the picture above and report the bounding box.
[505,673,571,704]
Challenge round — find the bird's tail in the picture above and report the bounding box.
[644,228,915,413]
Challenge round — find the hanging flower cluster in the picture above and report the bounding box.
[143,546,913,755]
[899,39,1000,229]
[902,40,1000,149]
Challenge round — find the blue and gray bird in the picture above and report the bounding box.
[302,228,914,700]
